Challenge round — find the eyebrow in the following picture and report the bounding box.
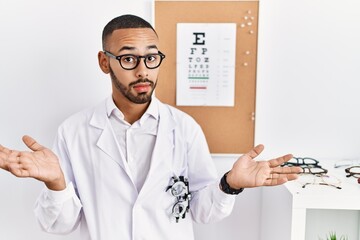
[118,45,158,53]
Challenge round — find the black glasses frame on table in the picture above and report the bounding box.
[345,166,360,184]
[345,166,360,178]
[282,157,328,175]
[301,165,328,175]
[104,51,166,70]
[286,157,320,166]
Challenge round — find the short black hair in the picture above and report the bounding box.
[102,14,157,50]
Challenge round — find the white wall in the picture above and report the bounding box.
[255,0,360,159]
[256,0,360,239]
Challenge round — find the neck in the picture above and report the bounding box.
[112,94,150,125]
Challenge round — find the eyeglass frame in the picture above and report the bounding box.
[166,176,191,222]
[103,50,166,70]
[297,172,342,190]
[285,157,320,166]
[301,174,342,189]
[345,166,360,178]
[301,165,328,175]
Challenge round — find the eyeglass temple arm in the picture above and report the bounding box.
[104,51,116,58]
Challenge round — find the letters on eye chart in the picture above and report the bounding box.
[176,23,236,107]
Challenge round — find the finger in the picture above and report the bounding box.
[0,149,8,160]
[264,173,299,186]
[0,144,12,155]
[265,178,288,186]
[8,162,30,178]
[0,151,20,171]
[268,154,293,168]
[4,151,20,165]
[0,152,8,170]
[245,144,264,159]
[263,176,283,186]
[285,173,300,181]
[272,166,302,174]
[22,135,45,152]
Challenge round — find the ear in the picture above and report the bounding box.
[98,51,110,74]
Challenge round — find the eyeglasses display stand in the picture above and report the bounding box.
[260,160,360,240]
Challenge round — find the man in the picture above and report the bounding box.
[0,15,301,240]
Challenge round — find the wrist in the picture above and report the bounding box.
[225,170,242,189]
[45,175,66,191]
[219,171,244,195]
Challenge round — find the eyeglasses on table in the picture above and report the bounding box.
[345,166,360,184]
[282,157,327,175]
[285,157,320,166]
[298,174,342,189]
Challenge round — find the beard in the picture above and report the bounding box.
[109,67,156,104]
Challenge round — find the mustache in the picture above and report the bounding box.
[129,78,154,87]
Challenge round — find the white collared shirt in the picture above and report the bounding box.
[106,98,159,192]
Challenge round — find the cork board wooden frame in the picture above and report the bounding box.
[154,0,258,154]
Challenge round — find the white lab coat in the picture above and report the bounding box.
[34,96,235,240]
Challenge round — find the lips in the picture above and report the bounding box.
[133,82,152,93]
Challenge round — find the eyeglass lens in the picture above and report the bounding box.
[302,166,327,175]
[170,181,186,197]
[172,201,186,218]
[287,157,319,166]
[120,53,163,70]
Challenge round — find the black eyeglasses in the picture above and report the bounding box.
[345,166,360,184]
[282,157,327,175]
[301,165,328,175]
[286,157,319,166]
[104,51,165,70]
[345,166,360,178]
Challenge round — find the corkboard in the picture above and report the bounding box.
[154,0,258,154]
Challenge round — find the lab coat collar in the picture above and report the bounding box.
[105,96,159,124]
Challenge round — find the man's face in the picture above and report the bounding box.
[103,28,161,104]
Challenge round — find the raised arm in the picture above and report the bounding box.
[0,135,65,191]
[225,144,302,189]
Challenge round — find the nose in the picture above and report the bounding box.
[135,59,149,78]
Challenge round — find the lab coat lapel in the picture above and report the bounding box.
[89,102,132,178]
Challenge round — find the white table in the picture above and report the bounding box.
[260,161,360,240]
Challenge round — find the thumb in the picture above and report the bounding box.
[22,135,45,151]
[245,144,265,159]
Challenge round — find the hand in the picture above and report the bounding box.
[226,144,302,189]
[0,135,65,191]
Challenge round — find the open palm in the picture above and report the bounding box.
[0,135,65,190]
[226,144,302,189]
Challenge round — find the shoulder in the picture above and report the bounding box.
[58,98,107,132]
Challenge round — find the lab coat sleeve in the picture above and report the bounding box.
[34,126,82,234]
[186,121,236,223]
[190,181,236,223]
[34,182,82,234]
